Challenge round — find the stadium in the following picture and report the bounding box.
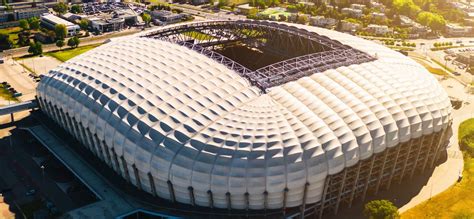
[36,20,452,218]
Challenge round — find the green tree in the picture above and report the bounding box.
[364,200,399,219]
[416,11,446,32]
[56,39,64,50]
[19,19,30,31]
[28,41,42,55]
[27,17,40,30]
[0,33,13,50]
[141,13,151,27]
[79,19,89,31]
[53,2,68,15]
[70,4,82,14]
[393,0,420,17]
[67,36,80,48]
[17,31,30,47]
[297,14,309,24]
[54,24,67,40]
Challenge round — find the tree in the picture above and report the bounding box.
[53,2,68,15]
[0,33,13,50]
[67,36,80,48]
[28,41,42,56]
[56,39,64,50]
[55,24,67,40]
[141,13,151,27]
[364,200,399,219]
[70,4,82,14]
[27,17,40,30]
[416,11,446,32]
[79,19,89,31]
[19,19,30,31]
[17,31,30,47]
[297,14,309,24]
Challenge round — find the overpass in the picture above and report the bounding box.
[0,100,38,122]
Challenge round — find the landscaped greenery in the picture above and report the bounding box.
[0,84,18,102]
[182,31,215,41]
[401,118,474,219]
[46,44,101,62]
[0,27,21,44]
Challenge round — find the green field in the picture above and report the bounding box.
[46,44,102,62]
[0,27,21,44]
[182,31,215,41]
[402,118,474,219]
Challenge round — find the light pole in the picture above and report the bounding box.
[40,165,45,184]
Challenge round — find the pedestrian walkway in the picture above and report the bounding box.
[23,125,136,218]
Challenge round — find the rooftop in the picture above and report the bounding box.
[41,13,77,27]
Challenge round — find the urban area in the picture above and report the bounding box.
[0,0,473,218]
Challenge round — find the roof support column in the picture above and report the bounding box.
[430,127,449,169]
[121,156,131,183]
[399,139,416,184]
[318,175,331,219]
[348,162,362,208]
[167,180,176,203]
[188,186,196,206]
[207,190,214,208]
[300,182,310,219]
[132,164,142,190]
[421,132,439,172]
[363,154,377,199]
[334,169,348,215]
[410,135,426,178]
[226,192,232,210]
[148,172,157,196]
[386,143,403,190]
[283,187,288,217]
[375,150,389,194]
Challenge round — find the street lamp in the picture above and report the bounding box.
[40,165,45,184]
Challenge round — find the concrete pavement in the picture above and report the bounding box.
[0,57,37,102]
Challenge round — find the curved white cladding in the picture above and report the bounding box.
[36,22,451,210]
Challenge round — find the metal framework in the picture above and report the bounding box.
[142,20,375,92]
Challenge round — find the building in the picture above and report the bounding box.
[36,20,451,218]
[445,23,472,37]
[150,10,184,24]
[350,3,366,10]
[456,51,474,66]
[236,4,256,15]
[310,16,337,27]
[113,9,138,25]
[89,17,124,33]
[366,24,392,35]
[341,7,363,18]
[340,20,361,33]
[370,12,386,20]
[13,7,48,20]
[0,6,47,23]
[40,14,80,37]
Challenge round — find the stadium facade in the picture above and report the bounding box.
[36,20,452,218]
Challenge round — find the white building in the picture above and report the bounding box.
[341,8,363,18]
[340,20,362,32]
[350,3,366,10]
[445,23,472,37]
[40,14,80,37]
[310,16,337,27]
[366,24,393,35]
[371,12,386,20]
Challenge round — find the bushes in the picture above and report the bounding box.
[433,42,453,48]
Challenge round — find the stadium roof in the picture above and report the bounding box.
[37,21,451,210]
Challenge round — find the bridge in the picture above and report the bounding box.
[0,100,38,123]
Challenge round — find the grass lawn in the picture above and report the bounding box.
[46,44,102,62]
[411,57,448,76]
[182,31,215,41]
[401,118,474,219]
[0,84,19,102]
[0,27,21,44]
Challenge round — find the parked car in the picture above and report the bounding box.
[453,72,461,76]
[25,189,36,196]
[0,58,4,64]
